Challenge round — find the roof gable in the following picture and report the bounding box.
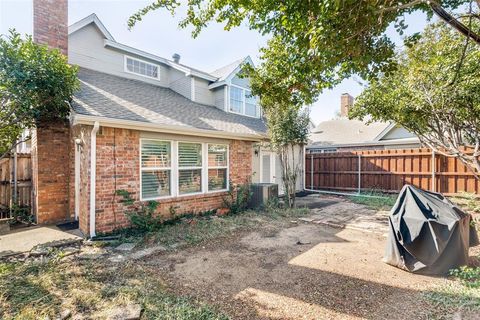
[69,13,115,41]
[209,56,254,89]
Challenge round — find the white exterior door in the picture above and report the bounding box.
[260,151,275,183]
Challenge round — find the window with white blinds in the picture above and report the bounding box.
[140,139,229,200]
[140,140,171,199]
[178,142,203,195]
[208,144,228,191]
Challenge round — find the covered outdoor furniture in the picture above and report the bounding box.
[384,185,479,275]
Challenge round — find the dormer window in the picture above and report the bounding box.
[229,85,260,118]
[125,56,160,80]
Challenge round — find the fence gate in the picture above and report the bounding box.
[0,153,32,220]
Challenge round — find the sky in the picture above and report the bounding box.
[0,0,429,125]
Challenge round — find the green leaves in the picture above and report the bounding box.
[350,21,480,174]
[129,0,473,111]
[0,30,78,159]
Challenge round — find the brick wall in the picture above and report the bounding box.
[32,122,72,224]
[73,125,253,235]
[33,0,68,55]
[31,0,71,225]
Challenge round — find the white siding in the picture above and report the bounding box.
[68,24,170,87]
[231,74,250,88]
[252,146,304,195]
[169,68,191,99]
[213,87,226,110]
[194,77,214,105]
[381,126,417,140]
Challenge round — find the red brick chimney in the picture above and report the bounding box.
[33,0,68,55]
[340,93,354,117]
[31,0,72,224]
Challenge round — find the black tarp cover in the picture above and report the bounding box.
[384,185,479,275]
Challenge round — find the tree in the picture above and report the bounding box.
[349,21,480,175]
[128,0,480,110]
[0,30,78,159]
[265,107,310,208]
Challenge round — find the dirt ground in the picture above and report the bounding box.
[138,199,480,320]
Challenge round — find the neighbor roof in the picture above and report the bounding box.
[308,119,391,147]
[71,68,267,139]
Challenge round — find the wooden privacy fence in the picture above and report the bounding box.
[305,148,480,195]
[0,153,32,220]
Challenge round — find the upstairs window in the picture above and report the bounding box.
[229,86,243,114]
[245,90,258,117]
[229,85,260,118]
[125,56,159,79]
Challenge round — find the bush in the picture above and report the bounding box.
[222,180,252,214]
[115,190,162,232]
[9,204,33,225]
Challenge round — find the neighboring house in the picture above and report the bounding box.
[30,1,296,237]
[307,93,420,153]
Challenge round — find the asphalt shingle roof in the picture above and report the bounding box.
[309,118,390,147]
[72,68,267,137]
[210,58,244,81]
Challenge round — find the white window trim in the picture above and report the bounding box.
[178,141,203,196]
[140,139,173,201]
[124,55,161,80]
[228,84,260,118]
[207,143,229,193]
[140,139,230,200]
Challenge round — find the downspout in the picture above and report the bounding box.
[90,121,100,237]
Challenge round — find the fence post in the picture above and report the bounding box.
[431,150,436,192]
[310,154,313,190]
[357,154,361,194]
[13,149,17,205]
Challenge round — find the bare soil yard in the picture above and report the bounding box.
[1,195,479,319]
[146,221,479,320]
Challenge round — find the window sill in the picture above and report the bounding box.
[140,190,229,203]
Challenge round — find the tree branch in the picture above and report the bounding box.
[429,2,480,45]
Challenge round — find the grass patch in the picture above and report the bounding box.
[0,207,310,319]
[123,206,310,249]
[348,192,397,211]
[424,263,480,317]
[424,279,480,317]
[0,256,228,319]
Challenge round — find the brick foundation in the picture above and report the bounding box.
[73,125,253,235]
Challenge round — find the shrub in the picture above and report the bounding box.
[115,190,161,232]
[222,179,252,215]
[9,204,33,225]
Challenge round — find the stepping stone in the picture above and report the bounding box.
[130,245,167,260]
[106,304,142,320]
[77,253,105,260]
[108,254,126,263]
[115,243,136,252]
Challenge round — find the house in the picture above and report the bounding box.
[30,0,291,237]
[307,93,420,153]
